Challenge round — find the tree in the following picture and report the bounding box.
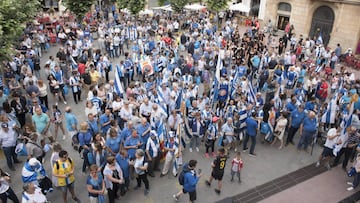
[157,0,166,7]
[170,0,188,13]
[62,0,95,21]
[117,0,129,9]
[0,0,41,61]
[206,0,229,13]
[128,0,145,15]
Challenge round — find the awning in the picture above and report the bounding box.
[184,3,206,11]
[151,5,173,12]
[228,3,251,13]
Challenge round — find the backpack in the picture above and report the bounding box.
[71,132,80,151]
[178,164,190,185]
[82,73,91,85]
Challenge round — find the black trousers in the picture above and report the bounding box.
[0,187,19,203]
[72,90,81,104]
[136,173,149,190]
[107,182,119,203]
[333,147,354,169]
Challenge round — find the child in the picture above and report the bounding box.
[230,152,243,182]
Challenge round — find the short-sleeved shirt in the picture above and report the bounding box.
[32,113,50,133]
[213,155,227,174]
[65,113,78,131]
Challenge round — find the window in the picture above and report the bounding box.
[278,2,291,12]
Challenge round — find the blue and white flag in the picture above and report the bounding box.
[247,80,256,104]
[317,32,323,44]
[321,94,338,124]
[114,64,124,98]
[156,85,169,117]
[210,54,221,107]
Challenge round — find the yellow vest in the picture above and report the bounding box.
[53,158,75,187]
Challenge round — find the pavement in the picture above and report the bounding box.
[0,23,356,203]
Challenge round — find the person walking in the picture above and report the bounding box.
[173,160,202,203]
[64,106,78,142]
[52,150,81,203]
[205,148,228,194]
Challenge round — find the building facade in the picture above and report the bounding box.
[258,0,360,52]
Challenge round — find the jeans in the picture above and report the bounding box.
[189,136,200,149]
[82,148,90,172]
[353,172,360,188]
[297,131,314,150]
[2,146,18,169]
[113,45,119,57]
[243,134,256,154]
[0,187,19,203]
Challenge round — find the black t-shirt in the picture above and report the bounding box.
[213,155,227,174]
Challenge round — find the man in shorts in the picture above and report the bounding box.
[205,148,228,194]
[52,150,80,203]
[316,126,340,170]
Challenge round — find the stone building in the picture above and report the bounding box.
[258,0,360,52]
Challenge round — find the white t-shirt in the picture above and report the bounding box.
[324,128,338,149]
[22,187,47,203]
[134,157,148,175]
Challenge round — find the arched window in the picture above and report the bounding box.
[278,2,291,12]
[277,2,292,30]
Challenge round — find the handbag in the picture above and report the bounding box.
[15,143,28,156]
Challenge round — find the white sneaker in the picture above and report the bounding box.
[234,148,238,152]
[347,186,354,191]
[189,148,193,153]
[63,101,67,104]
[173,194,179,201]
[62,135,66,140]
[315,162,320,167]
[347,182,353,186]
[196,147,199,152]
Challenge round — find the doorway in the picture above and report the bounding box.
[309,6,335,46]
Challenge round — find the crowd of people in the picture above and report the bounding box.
[0,2,360,203]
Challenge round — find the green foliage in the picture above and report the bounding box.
[206,0,229,13]
[0,0,41,61]
[128,0,145,15]
[170,0,188,13]
[157,0,167,7]
[62,0,95,21]
[117,0,129,9]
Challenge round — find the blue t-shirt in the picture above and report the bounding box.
[115,154,130,178]
[65,113,78,131]
[245,117,258,136]
[124,136,141,159]
[106,135,122,154]
[99,114,112,134]
[302,116,317,134]
[79,131,92,147]
[290,109,306,128]
[86,173,103,197]
[136,123,150,149]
